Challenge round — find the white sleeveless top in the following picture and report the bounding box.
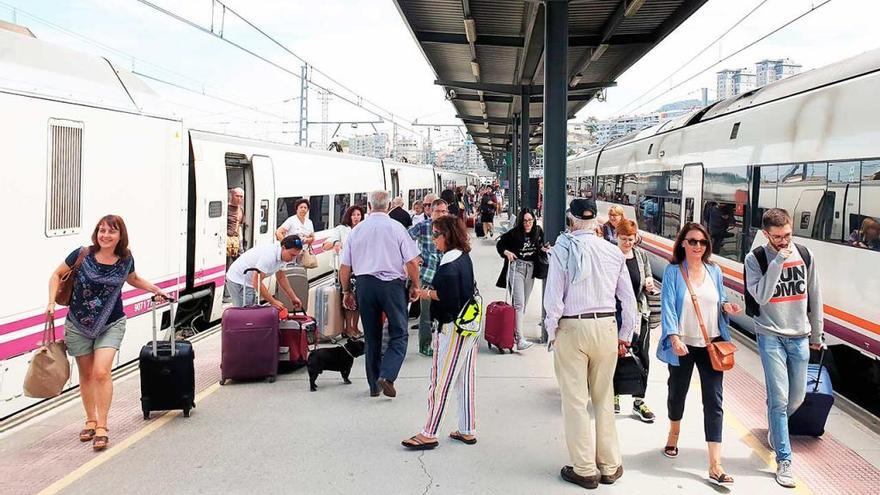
[678,271,720,347]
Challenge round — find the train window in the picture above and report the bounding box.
[661,199,682,240]
[805,162,828,184]
[827,162,860,242]
[309,195,330,231]
[702,167,748,261]
[334,194,351,227]
[276,196,302,228]
[353,192,368,209]
[779,164,805,183]
[45,120,83,236]
[729,122,740,140]
[408,190,417,210]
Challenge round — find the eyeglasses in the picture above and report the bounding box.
[766,232,792,242]
[432,231,442,239]
[685,238,709,247]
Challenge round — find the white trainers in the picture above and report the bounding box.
[776,460,796,488]
[516,339,534,351]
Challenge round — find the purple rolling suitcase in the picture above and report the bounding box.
[220,268,279,385]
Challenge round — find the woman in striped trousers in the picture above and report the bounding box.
[402,216,479,450]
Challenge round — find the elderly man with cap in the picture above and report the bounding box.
[544,198,639,490]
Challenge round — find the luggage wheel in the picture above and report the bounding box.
[267,376,276,383]
[183,409,191,418]
[143,410,150,420]
[219,379,226,386]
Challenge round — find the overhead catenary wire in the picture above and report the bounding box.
[615,0,832,117]
[132,0,422,138]
[613,0,770,116]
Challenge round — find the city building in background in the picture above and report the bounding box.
[348,133,389,159]
[755,58,802,86]
[717,67,757,99]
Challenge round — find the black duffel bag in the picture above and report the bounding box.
[613,348,647,396]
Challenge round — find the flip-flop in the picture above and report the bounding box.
[449,431,477,445]
[401,435,438,451]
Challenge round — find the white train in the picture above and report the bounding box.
[0,27,475,419]
[569,48,880,410]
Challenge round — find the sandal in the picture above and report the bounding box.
[449,431,477,445]
[80,420,97,442]
[709,466,734,485]
[401,435,438,451]
[93,426,109,451]
[663,432,679,458]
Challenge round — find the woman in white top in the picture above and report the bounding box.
[657,222,742,485]
[322,205,365,337]
[275,198,315,245]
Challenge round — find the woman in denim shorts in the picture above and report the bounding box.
[47,215,170,451]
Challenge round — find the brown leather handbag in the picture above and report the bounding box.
[55,247,87,306]
[679,265,737,372]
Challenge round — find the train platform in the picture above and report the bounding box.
[2,228,879,495]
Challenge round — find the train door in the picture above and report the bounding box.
[250,155,275,249]
[680,163,704,225]
[390,169,400,198]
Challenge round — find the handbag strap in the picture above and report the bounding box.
[43,315,57,344]
[678,264,712,347]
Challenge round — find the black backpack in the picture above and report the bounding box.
[743,244,812,317]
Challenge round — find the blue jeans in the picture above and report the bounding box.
[356,275,409,393]
[757,334,809,462]
[226,280,256,307]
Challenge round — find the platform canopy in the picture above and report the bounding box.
[394,0,707,167]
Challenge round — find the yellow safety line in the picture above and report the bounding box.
[38,382,222,495]
[724,411,813,495]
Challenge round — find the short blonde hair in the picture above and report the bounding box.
[608,205,626,218]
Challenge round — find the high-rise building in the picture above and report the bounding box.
[348,133,389,159]
[392,135,422,163]
[716,68,757,100]
[594,114,661,146]
[755,58,802,87]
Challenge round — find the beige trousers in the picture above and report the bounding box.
[553,317,622,477]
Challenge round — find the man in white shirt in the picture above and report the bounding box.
[226,235,304,310]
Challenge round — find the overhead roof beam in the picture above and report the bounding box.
[416,31,653,48]
[438,80,614,95]
[451,93,595,103]
[459,115,545,125]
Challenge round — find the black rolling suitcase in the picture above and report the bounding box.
[140,298,195,419]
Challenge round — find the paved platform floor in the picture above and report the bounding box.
[2,227,879,495]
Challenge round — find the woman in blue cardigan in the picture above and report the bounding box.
[656,222,742,485]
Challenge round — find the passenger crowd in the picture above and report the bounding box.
[48,183,823,490]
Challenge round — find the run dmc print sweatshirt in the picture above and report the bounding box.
[745,244,824,344]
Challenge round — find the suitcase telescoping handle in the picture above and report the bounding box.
[150,291,206,358]
[813,344,828,393]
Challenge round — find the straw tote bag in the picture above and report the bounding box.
[301,246,318,269]
[23,317,71,398]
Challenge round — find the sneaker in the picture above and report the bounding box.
[516,339,534,351]
[633,401,655,423]
[776,460,796,488]
[613,395,620,414]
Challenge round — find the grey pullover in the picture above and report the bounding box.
[744,244,823,344]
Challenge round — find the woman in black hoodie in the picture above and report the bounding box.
[402,216,479,450]
[495,208,545,350]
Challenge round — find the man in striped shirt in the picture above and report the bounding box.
[544,198,638,490]
[407,196,447,356]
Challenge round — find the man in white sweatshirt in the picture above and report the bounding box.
[744,208,823,489]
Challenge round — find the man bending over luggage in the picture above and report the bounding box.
[745,208,823,489]
[226,235,304,310]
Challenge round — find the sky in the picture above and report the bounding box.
[1,0,878,146]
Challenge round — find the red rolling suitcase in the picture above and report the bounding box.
[485,301,516,353]
[485,272,516,353]
[220,268,279,385]
[279,310,316,373]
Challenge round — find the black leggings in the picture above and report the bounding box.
[667,346,724,443]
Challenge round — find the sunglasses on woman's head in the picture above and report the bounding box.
[685,238,709,247]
